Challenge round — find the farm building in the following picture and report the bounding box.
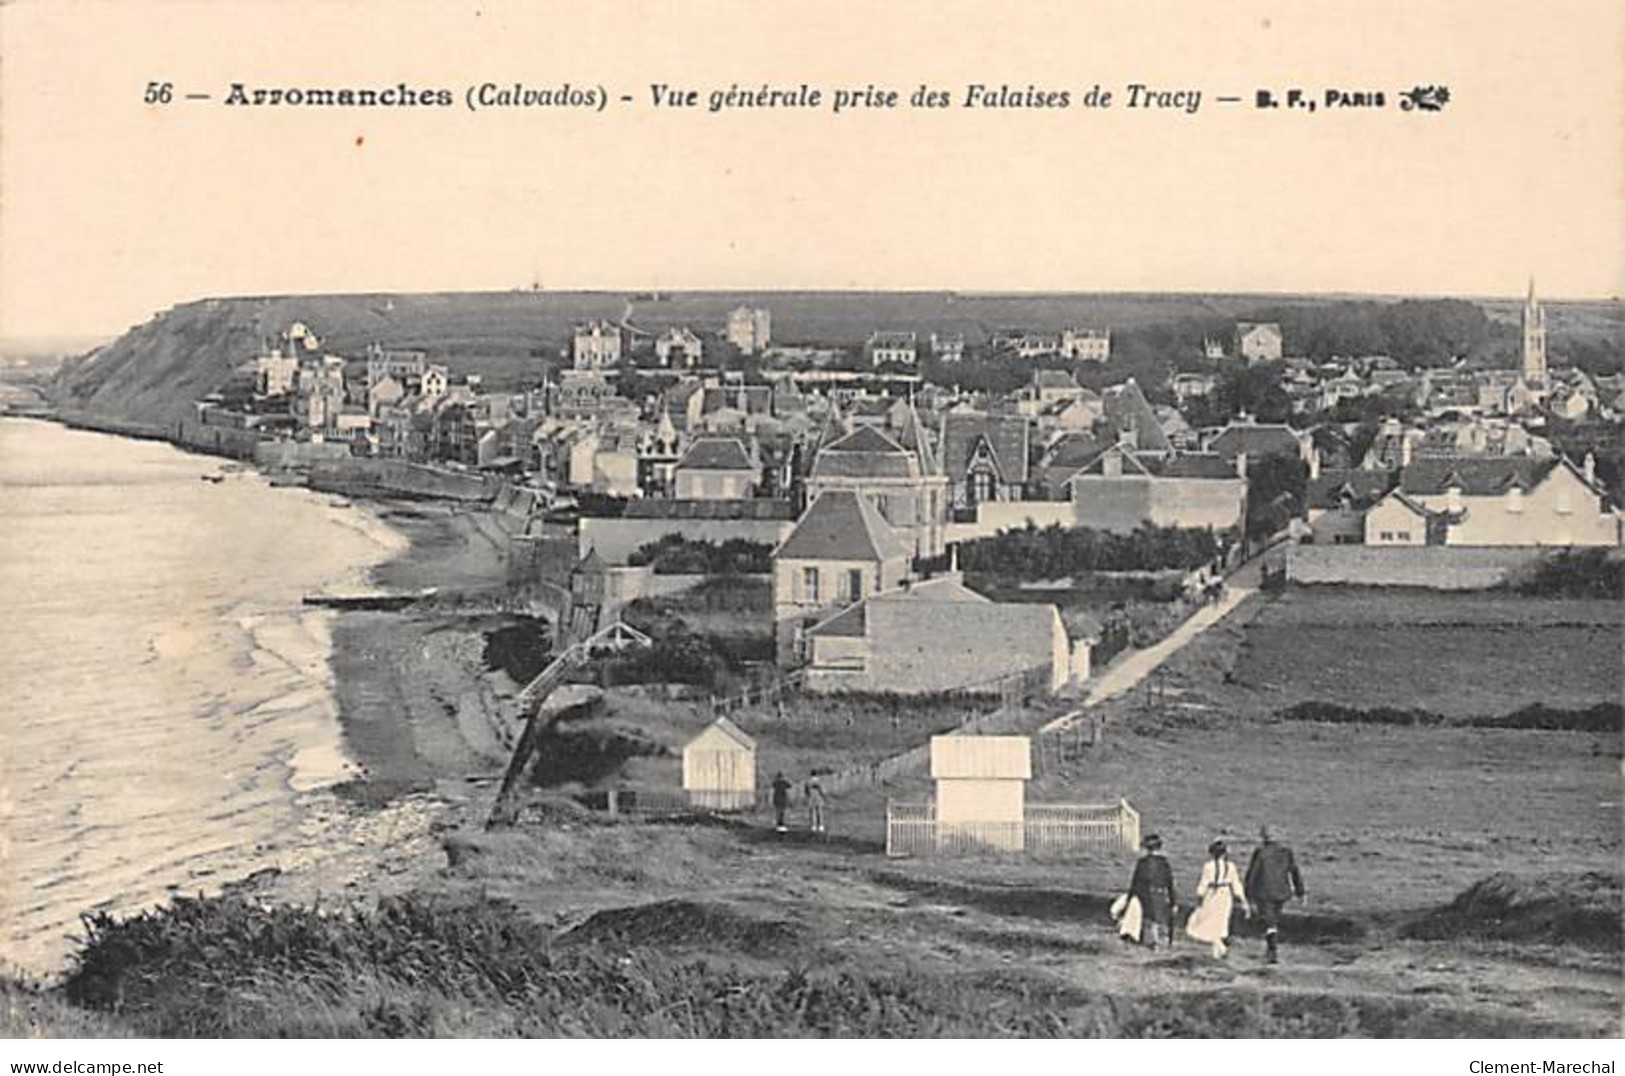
[682,717,757,811]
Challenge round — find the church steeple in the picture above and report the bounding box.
[1521,276,1547,386]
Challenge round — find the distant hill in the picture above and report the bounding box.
[48,290,1624,426]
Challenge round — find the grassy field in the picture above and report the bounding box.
[1219,589,1622,719]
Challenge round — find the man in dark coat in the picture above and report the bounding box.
[770,771,792,832]
[1127,833,1178,949]
[1244,823,1307,963]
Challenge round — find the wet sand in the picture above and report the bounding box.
[327,501,531,809]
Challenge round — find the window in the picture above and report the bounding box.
[802,567,820,604]
[847,569,863,600]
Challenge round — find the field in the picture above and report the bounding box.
[1214,589,1623,719]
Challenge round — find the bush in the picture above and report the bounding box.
[628,536,774,575]
[48,893,1593,1037]
[596,629,726,688]
[1508,549,1625,600]
[1276,700,1622,733]
[959,523,1223,578]
[1404,872,1622,951]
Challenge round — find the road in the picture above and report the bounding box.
[1041,558,1262,733]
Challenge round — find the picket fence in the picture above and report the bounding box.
[884,799,1140,858]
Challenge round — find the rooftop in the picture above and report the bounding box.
[775,490,912,563]
[676,437,756,472]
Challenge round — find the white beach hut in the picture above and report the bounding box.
[682,717,757,811]
[929,735,1032,851]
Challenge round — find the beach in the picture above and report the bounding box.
[231,496,562,914]
[0,416,553,976]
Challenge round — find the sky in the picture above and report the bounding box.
[1,0,1621,339]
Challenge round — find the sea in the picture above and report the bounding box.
[0,417,411,976]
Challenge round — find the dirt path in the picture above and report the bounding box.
[1044,561,1261,732]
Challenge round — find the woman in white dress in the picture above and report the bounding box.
[1186,839,1250,958]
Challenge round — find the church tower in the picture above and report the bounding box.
[1521,277,1548,386]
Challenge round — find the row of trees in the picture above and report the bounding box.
[958,522,1226,578]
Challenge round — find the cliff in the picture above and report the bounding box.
[49,291,624,425]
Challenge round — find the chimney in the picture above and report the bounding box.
[1308,445,1322,481]
[1234,452,1248,479]
[1400,433,1414,468]
[1584,452,1597,483]
[1103,448,1124,478]
[1446,484,1462,515]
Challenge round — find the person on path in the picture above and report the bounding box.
[804,772,826,834]
[1244,823,1306,964]
[770,771,792,832]
[1186,839,1250,958]
[1126,833,1177,950]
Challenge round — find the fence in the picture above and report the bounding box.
[885,798,1140,857]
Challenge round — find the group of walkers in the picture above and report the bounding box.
[769,770,826,834]
[763,772,1308,965]
[1114,825,1307,963]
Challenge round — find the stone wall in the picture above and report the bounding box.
[305,458,497,502]
[252,440,354,469]
[1285,544,1549,589]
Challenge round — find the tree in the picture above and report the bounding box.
[1244,455,1310,543]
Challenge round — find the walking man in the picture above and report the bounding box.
[770,771,793,832]
[1244,823,1306,964]
[805,771,826,835]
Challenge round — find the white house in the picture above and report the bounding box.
[573,320,624,370]
[867,331,919,366]
[1060,327,1111,362]
[654,326,705,367]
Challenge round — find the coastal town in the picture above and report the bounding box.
[5,284,1622,1037]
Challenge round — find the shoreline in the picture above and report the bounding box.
[1,410,541,955]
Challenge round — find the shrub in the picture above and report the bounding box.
[959,523,1223,578]
[627,536,773,575]
[1507,549,1625,600]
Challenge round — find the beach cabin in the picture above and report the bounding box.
[930,735,1032,852]
[682,717,757,811]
